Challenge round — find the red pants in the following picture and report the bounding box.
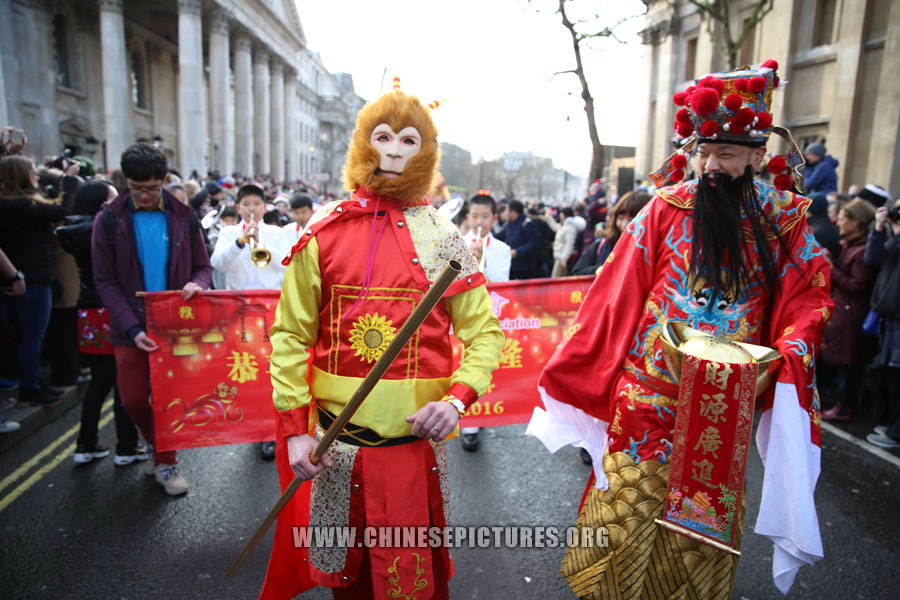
[114,346,176,465]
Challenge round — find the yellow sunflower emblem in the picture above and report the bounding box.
[348,313,397,363]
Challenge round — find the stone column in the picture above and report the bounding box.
[284,71,298,181]
[253,47,270,175]
[269,59,285,181]
[867,0,900,195]
[98,0,133,170]
[208,8,231,176]
[233,33,253,176]
[177,0,205,176]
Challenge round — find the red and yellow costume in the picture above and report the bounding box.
[528,61,832,599]
[259,85,504,599]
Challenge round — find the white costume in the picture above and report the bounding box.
[462,230,511,283]
[210,222,289,290]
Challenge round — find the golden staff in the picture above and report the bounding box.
[226,259,463,578]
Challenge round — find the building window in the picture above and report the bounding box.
[54,14,71,88]
[813,0,837,46]
[131,51,146,109]
[684,37,698,82]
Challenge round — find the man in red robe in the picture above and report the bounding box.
[527,60,832,598]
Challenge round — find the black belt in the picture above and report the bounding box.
[317,407,420,448]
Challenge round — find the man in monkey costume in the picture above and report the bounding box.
[258,81,504,599]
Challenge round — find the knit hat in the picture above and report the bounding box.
[650,59,807,192]
[804,142,826,158]
[807,192,829,218]
[204,181,222,195]
[857,184,891,208]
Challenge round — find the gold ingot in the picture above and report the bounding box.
[603,453,617,473]
[638,460,661,477]
[606,472,624,496]
[651,487,667,503]
[610,500,634,521]
[613,452,634,471]
[634,500,659,520]
[619,466,641,488]
[659,322,783,398]
[599,502,617,525]
[606,524,627,549]
[622,516,643,536]
[615,487,641,505]
[637,476,665,498]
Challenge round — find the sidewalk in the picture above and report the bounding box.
[0,384,84,454]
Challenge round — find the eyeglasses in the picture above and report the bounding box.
[128,185,162,197]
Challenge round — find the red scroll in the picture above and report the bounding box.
[656,353,758,554]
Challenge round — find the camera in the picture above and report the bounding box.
[51,148,79,171]
[887,207,900,223]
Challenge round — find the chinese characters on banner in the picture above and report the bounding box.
[147,277,593,452]
[657,353,758,553]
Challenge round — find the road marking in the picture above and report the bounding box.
[0,400,113,511]
[821,422,900,470]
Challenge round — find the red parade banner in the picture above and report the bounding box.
[147,277,593,452]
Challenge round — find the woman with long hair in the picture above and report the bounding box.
[570,190,651,276]
[55,181,148,464]
[0,155,69,405]
[821,198,878,421]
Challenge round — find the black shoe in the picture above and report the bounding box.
[579,448,593,466]
[40,382,66,397]
[460,433,479,452]
[260,441,277,459]
[18,388,63,407]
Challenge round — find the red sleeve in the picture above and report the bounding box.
[761,217,834,446]
[445,382,478,408]
[537,198,663,421]
[276,406,310,437]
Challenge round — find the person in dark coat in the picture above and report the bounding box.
[863,200,900,448]
[804,142,839,195]
[571,190,651,277]
[806,192,841,260]
[496,199,541,279]
[821,199,878,421]
[0,155,68,406]
[55,180,147,465]
[92,143,212,495]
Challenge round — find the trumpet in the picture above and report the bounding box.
[248,212,271,268]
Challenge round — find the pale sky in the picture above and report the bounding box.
[294,0,647,178]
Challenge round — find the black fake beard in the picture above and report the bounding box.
[690,166,783,303]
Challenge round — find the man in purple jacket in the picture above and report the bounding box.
[92,143,212,495]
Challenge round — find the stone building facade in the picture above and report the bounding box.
[0,0,363,183]
[635,0,900,196]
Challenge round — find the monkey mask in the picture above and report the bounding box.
[342,83,441,203]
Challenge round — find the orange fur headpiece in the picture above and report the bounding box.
[342,86,440,203]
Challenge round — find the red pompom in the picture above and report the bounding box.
[748,76,767,93]
[671,154,687,169]
[676,121,694,138]
[774,174,794,190]
[673,91,688,106]
[700,120,719,137]
[724,93,743,112]
[691,88,720,116]
[670,168,685,182]
[676,108,692,124]
[761,59,779,71]
[731,107,756,129]
[767,155,787,174]
[734,79,749,92]
[698,76,725,97]
[755,111,773,130]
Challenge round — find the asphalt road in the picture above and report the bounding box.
[2,400,899,600]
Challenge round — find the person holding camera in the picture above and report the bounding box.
[0,155,69,406]
[863,198,900,448]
